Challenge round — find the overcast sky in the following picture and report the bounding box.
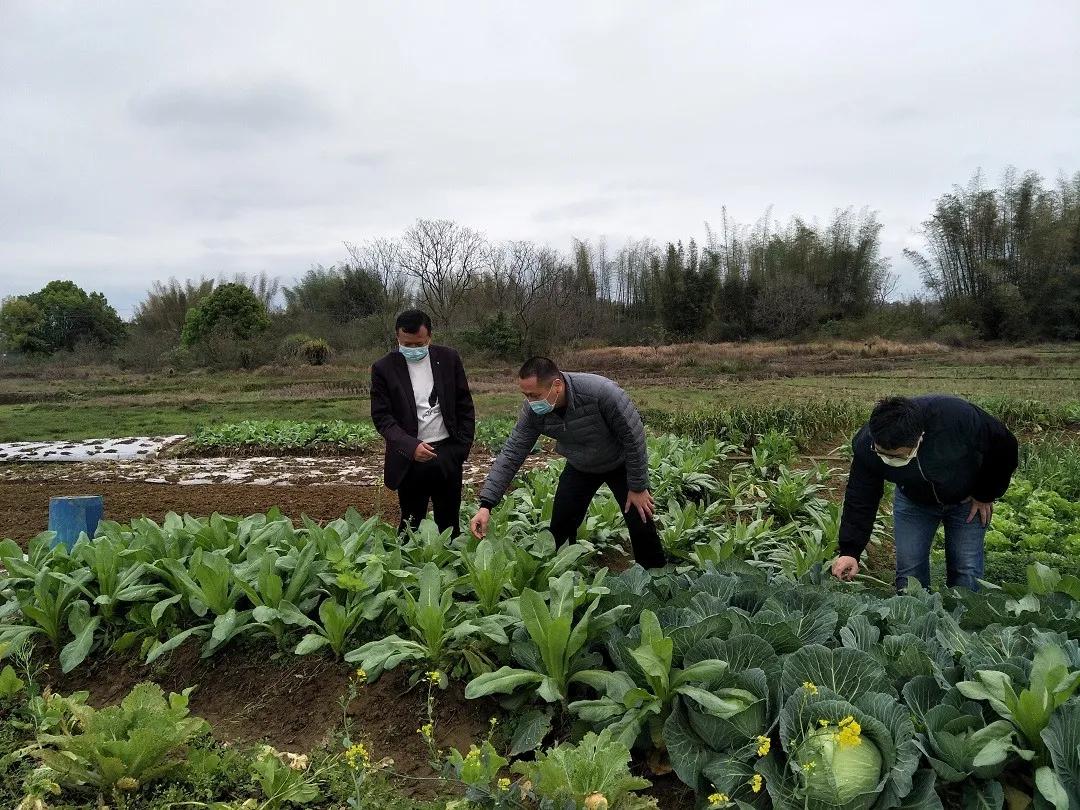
[2,1,1078,316]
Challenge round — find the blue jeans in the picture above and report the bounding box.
[892,489,986,592]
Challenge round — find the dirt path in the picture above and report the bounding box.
[0,452,553,541]
[0,481,399,541]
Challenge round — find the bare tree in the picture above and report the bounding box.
[344,237,409,342]
[489,240,566,353]
[397,219,488,330]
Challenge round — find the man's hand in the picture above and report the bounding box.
[413,442,437,462]
[470,508,491,539]
[831,555,860,582]
[965,497,993,527]
[624,490,655,522]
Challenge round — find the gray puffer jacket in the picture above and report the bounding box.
[478,372,650,506]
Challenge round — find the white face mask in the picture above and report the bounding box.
[875,434,923,467]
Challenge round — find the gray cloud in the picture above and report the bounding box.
[130,79,330,142]
[533,198,620,223]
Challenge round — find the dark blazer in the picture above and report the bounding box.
[839,394,1018,560]
[370,345,475,490]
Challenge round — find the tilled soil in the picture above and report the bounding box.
[51,642,496,800]
[0,480,399,542]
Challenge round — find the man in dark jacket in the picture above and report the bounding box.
[370,310,475,536]
[468,357,666,569]
[832,395,1018,591]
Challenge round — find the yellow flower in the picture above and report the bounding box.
[802,760,816,772]
[707,792,730,808]
[115,777,140,791]
[355,668,368,683]
[818,719,830,727]
[749,774,763,793]
[345,742,372,770]
[426,670,443,684]
[497,777,511,792]
[489,716,499,728]
[755,735,771,756]
[803,681,819,695]
[418,722,435,741]
[835,718,863,748]
[463,745,482,768]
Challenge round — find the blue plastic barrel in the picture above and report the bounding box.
[48,495,104,550]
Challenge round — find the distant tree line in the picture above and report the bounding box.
[905,169,1080,340]
[2,168,1077,368]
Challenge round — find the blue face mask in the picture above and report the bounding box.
[529,398,554,416]
[527,381,557,415]
[399,344,429,363]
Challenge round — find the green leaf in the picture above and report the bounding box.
[672,658,729,690]
[464,667,544,699]
[294,634,329,655]
[509,707,553,755]
[1041,701,1080,807]
[678,685,759,720]
[780,643,892,700]
[961,780,1003,810]
[59,602,100,673]
[1035,766,1069,810]
[150,594,182,626]
[146,625,207,664]
[0,664,26,699]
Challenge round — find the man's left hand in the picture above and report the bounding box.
[624,490,655,522]
[965,497,993,526]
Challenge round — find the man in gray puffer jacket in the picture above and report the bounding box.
[469,357,667,568]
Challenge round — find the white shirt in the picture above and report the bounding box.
[406,354,450,443]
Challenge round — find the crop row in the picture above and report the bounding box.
[2,434,1079,808]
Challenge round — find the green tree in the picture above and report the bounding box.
[181,282,270,346]
[282,264,384,324]
[906,168,1080,339]
[0,297,47,353]
[1,281,125,353]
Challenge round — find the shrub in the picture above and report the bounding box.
[279,332,316,362]
[460,312,522,360]
[181,283,270,347]
[300,338,333,366]
[932,321,978,348]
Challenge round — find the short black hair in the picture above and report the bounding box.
[868,397,924,450]
[395,309,432,334]
[518,356,561,385]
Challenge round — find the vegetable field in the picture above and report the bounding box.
[2,426,1080,810]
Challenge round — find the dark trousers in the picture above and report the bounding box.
[549,463,667,569]
[397,441,464,536]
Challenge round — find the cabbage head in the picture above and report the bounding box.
[795,718,883,806]
[759,691,922,810]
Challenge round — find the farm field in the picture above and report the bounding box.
[1,341,1079,809]
[2,342,1078,442]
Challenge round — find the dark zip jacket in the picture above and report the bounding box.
[838,395,1018,560]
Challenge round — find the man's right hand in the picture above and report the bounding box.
[413,442,437,462]
[470,508,490,539]
[831,555,860,582]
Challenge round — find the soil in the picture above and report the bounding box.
[0,481,399,543]
[53,640,354,754]
[49,641,497,800]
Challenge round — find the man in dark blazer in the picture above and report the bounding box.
[370,309,475,536]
